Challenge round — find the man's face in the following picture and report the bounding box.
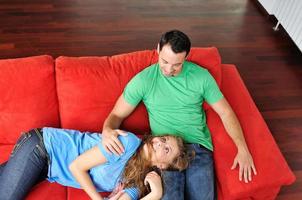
[157,44,187,77]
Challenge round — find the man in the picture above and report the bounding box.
[101,30,257,200]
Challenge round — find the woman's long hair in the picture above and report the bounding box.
[122,134,191,198]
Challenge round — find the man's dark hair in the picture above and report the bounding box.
[159,30,191,56]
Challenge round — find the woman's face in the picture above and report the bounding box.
[150,136,180,169]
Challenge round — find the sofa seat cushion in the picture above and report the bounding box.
[55,47,222,132]
[67,187,110,200]
[26,181,66,200]
[0,144,13,163]
[0,55,60,144]
[209,64,295,200]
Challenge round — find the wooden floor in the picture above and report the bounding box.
[0,0,301,199]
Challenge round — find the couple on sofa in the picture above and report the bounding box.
[0,30,256,200]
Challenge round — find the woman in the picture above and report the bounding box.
[0,127,189,200]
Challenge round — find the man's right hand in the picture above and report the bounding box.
[102,129,127,155]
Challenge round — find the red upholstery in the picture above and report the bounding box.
[26,182,66,200]
[55,47,221,132]
[67,187,110,200]
[55,51,153,134]
[209,64,295,200]
[0,145,13,163]
[0,55,60,144]
[0,49,295,200]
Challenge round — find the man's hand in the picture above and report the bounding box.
[102,129,127,155]
[231,147,257,183]
[144,171,163,199]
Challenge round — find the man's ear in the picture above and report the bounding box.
[157,43,160,54]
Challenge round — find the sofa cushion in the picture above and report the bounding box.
[55,47,221,132]
[26,181,67,200]
[67,187,110,200]
[0,55,60,144]
[0,144,13,163]
[210,64,295,200]
[55,51,153,133]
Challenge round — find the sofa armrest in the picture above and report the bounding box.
[208,64,295,200]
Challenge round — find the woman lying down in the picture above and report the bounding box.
[0,127,190,200]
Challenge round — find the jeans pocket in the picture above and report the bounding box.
[35,144,46,159]
[11,132,32,157]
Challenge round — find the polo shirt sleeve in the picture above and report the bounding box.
[203,70,224,104]
[122,133,142,154]
[123,73,145,106]
[124,187,140,200]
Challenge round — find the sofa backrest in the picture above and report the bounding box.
[0,55,60,144]
[55,47,222,133]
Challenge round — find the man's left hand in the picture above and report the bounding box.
[231,148,257,183]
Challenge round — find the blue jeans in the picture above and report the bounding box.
[162,144,215,200]
[0,129,49,200]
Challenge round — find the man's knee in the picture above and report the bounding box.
[184,145,215,200]
[161,171,185,200]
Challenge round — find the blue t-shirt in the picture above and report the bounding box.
[42,127,141,200]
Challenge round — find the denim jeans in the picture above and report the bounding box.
[162,144,215,200]
[0,129,49,200]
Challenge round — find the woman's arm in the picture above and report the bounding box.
[105,171,162,200]
[110,192,131,200]
[140,171,163,200]
[69,146,107,200]
[107,171,163,200]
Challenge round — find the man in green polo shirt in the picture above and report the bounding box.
[101,30,256,200]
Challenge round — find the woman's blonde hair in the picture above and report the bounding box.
[122,134,191,198]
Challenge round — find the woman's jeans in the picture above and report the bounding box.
[162,144,215,200]
[0,129,49,200]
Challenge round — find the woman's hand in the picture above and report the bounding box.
[143,171,163,200]
[107,182,125,200]
[108,190,126,200]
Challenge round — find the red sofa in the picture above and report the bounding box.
[0,47,295,200]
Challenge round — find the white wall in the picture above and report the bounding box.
[258,0,302,52]
[258,0,277,15]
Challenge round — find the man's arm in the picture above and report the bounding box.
[102,94,136,155]
[210,97,257,183]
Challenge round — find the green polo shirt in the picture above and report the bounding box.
[123,61,223,150]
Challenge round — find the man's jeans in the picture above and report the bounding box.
[0,129,49,200]
[162,144,215,200]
